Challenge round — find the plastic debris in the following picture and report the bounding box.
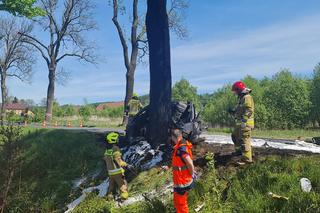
[300,178,312,192]
[195,203,205,212]
[267,192,289,201]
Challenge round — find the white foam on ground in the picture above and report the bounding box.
[202,134,320,153]
[65,178,109,213]
[65,140,164,212]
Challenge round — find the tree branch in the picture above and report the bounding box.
[21,40,50,65]
[18,32,48,52]
[112,0,130,70]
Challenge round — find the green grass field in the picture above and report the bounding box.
[0,128,106,212]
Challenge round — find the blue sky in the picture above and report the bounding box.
[8,0,320,104]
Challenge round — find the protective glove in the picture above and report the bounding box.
[192,171,198,180]
[120,161,128,167]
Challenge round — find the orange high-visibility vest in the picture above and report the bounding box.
[172,139,193,189]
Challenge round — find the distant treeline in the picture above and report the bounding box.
[30,104,124,122]
[173,66,320,130]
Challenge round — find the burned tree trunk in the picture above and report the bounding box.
[146,0,172,148]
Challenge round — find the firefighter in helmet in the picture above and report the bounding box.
[127,92,143,119]
[104,132,129,200]
[230,81,254,165]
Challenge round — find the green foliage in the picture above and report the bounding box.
[79,105,94,121]
[143,197,172,213]
[53,103,78,117]
[73,193,113,213]
[202,69,314,129]
[30,106,45,122]
[203,85,237,127]
[0,0,45,18]
[310,64,320,126]
[7,111,24,123]
[228,156,320,212]
[0,123,24,212]
[98,106,124,118]
[173,78,201,110]
[264,70,311,129]
[128,168,171,196]
[63,104,77,116]
[1,129,105,212]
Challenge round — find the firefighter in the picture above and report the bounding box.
[104,132,129,200]
[127,93,143,119]
[171,129,196,213]
[230,81,254,165]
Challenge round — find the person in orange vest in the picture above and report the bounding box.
[171,129,196,213]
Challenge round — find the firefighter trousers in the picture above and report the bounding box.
[107,173,128,200]
[232,126,252,162]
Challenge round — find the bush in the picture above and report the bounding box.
[98,106,124,118]
[79,105,94,121]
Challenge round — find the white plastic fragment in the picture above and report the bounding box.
[300,178,312,192]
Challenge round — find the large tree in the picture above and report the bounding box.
[0,0,44,17]
[172,78,201,109]
[310,64,320,127]
[146,0,172,148]
[20,0,96,122]
[0,18,34,122]
[111,0,188,121]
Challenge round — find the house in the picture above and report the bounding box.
[96,101,124,111]
[2,103,34,116]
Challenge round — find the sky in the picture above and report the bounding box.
[7,0,320,105]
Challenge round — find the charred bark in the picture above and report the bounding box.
[146,0,172,148]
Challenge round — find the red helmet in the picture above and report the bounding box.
[232,81,246,94]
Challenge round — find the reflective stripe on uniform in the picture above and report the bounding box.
[105,149,113,156]
[174,179,193,189]
[246,118,254,125]
[236,118,254,126]
[108,168,124,176]
[172,165,188,171]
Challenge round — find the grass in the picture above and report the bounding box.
[206,128,320,140]
[1,128,106,212]
[128,167,172,196]
[82,155,320,213]
[53,117,123,128]
[2,126,320,212]
[226,155,320,212]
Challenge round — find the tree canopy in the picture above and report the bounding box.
[0,0,44,17]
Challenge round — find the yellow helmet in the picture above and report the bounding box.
[106,132,119,144]
[132,93,139,99]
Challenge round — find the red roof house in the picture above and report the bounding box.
[96,101,124,111]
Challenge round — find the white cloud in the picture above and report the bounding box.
[9,13,320,104]
[171,14,320,93]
